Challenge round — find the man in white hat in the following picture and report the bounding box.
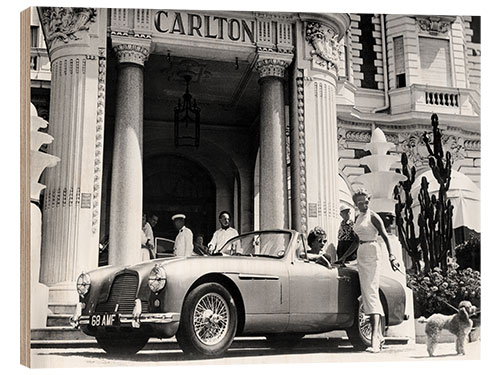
[172,214,194,257]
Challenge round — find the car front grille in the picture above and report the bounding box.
[95,273,148,314]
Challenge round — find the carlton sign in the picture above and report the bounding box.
[154,11,256,44]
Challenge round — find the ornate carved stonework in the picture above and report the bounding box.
[296,71,308,233]
[397,131,467,167]
[39,7,97,49]
[415,16,456,36]
[255,55,293,79]
[464,139,480,151]
[91,55,106,234]
[305,22,341,72]
[345,130,371,143]
[397,133,429,168]
[442,135,466,162]
[337,128,348,151]
[386,133,399,145]
[113,43,150,66]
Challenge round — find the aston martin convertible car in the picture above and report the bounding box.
[71,229,407,356]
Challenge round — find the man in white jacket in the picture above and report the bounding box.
[172,214,193,257]
[208,211,239,253]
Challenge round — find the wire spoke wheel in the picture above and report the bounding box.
[177,283,237,356]
[192,292,229,346]
[346,300,386,350]
[358,307,372,343]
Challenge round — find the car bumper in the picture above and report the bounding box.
[70,301,180,329]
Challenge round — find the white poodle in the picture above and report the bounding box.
[417,300,477,357]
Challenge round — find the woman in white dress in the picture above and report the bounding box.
[351,188,398,353]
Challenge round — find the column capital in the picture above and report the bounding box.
[304,21,342,73]
[38,7,97,51]
[255,52,294,79]
[112,37,151,66]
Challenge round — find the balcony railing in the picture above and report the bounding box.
[389,84,479,117]
[425,90,459,107]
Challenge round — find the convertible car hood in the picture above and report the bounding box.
[86,257,182,284]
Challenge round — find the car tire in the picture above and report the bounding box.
[266,333,304,349]
[176,282,237,357]
[95,333,149,355]
[346,299,386,351]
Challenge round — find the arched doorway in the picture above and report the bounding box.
[143,154,216,243]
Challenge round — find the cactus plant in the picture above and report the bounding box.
[418,114,454,274]
[395,114,454,275]
[394,152,421,272]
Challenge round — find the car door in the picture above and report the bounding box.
[287,235,340,332]
[222,232,290,334]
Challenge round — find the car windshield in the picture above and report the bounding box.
[218,232,290,259]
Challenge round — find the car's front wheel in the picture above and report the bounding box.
[95,332,149,355]
[176,283,237,357]
[346,300,386,350]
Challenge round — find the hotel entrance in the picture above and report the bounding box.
[143,154,216,244]
[101,24,265,259]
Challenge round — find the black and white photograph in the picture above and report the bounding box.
[13,0,492,372]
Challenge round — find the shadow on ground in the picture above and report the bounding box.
[35,338,360,363]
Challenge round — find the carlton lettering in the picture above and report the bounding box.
[154,11,255,43]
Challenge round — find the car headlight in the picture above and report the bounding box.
[148,264,167,293]
[76,272,91,297]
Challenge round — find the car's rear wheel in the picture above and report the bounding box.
[176,283,237,357]
[95,332,149,355]
[266,333,305,349]
[346,299,386,351]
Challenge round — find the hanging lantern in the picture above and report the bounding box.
[174,75,200,147]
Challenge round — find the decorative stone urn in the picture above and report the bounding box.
[354,128,416,343]
[30,104,60,328]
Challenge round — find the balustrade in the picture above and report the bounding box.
[425,90,459,107]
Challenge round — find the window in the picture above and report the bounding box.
[419,36,452,87]
[359,14,377,89]
[344,44,350,80]
[394,36,406,88]
[471,16,480,44]
[30,26,39,48]
[219,232,291,258]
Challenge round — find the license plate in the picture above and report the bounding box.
[90,314,117,327]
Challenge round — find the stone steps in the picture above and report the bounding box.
[48,303,76,315]
[46,314,72,327]
[31,327,90,341]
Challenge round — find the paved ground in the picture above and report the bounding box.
[30,337,480,368]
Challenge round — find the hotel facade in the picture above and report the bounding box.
[29,8,480,312]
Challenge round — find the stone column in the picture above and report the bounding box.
[256,53,293,230]
[292,15,350,256]
[38,7,107,304]
[108,39,150,265]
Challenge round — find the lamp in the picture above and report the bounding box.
[174,75,200,148]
